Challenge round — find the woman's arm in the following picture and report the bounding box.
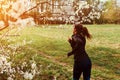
[68,35,75,48]
[67,36,82,57]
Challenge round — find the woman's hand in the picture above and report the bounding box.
[67,52,72,57]
[68,37,72,43]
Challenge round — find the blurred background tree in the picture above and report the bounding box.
[102,0,117,23]
[0,0,120,31]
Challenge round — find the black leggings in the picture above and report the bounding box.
[73,60,92,80]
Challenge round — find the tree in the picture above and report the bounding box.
[102,0,117,23]
[0,0,38,31]
[72,0,104,24]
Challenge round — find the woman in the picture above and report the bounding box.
[67,23,92,80]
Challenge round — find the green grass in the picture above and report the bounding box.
[1,24,120,80]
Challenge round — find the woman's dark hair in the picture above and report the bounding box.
[74,23,92,39]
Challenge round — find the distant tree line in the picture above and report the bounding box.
[29,0,120,24]
[0,0,120,28]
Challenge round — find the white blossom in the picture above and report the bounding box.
[24,72,34,80]
[31,62,36,69]
[7,77,14,80]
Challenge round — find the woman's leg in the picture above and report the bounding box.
[73,62,82,80]
[83,62,92,80]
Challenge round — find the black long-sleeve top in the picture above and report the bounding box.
[68,34,91,62]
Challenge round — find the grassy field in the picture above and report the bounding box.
[0,24,120,80]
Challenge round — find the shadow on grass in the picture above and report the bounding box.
[88,46,120,75]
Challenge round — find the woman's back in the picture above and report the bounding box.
[71,34,90,62]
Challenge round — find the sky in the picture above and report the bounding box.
[100,0,120,7]
[117,0,120,7]
[100,0,109,2]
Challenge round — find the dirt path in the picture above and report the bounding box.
[39,51,67,66]
[27,46,72,72]
[38,51,73,72]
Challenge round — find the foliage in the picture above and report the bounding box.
[73,0,104,24]
[102,0,116,23]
